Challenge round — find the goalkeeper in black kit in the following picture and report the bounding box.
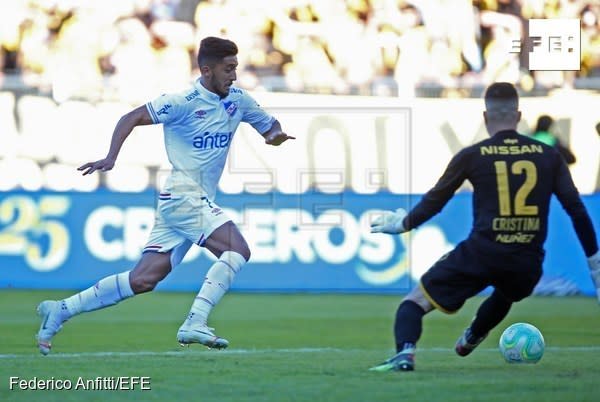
[369,82,600,372]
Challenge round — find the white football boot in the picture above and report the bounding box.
[36,300,66,355]
[176,313,229,349]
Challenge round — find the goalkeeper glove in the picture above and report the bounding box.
[587,250,600,304]
[370,208,408,234]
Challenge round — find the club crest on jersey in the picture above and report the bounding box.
[223,101,238,117]
[194,110,206,119]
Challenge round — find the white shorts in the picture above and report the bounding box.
[143,191,231,267]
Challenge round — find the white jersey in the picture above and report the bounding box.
[146,79,275,200]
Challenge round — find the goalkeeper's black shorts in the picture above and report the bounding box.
[419,240,543,314]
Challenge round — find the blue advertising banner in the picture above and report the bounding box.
[0,191,598,295]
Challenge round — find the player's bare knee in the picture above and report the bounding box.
[230,233,251,261]
[403,288,434,313]
[129,267,167,294]
[129,275,156,294]
[237,245,251,262]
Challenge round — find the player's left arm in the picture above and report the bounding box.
[262,119,295,146]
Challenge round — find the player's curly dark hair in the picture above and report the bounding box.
[197,37,238,67]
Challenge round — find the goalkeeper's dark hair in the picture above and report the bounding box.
[197,37,238,68]
[484,82,519,112]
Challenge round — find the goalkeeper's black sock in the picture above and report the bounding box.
[470,290,512,338]
[394,300,425,352]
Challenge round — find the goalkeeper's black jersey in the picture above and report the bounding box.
[404,129,597,257]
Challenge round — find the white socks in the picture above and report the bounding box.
[185,251,246,326]
[58,251,245,327]
[62,271,134,319]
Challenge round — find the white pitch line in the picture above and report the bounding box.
[1,346,600,359]
[0,348,340,359]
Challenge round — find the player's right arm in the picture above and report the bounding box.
[552,155,600,302]
[552,157,598,257]
[371,149,470,234]
[78,105,153,175]
[402,149,470,230]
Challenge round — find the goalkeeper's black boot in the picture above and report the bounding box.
[369,345,415,372]
[455,327,488,357]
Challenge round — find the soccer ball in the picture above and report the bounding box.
[499,322,545,364]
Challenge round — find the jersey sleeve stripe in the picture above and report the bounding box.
[146,102,159,124]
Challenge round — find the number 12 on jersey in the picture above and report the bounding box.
[494,160,539,216]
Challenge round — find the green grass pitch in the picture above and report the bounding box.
[1,290,599,402]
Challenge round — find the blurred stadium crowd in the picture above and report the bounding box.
[1,0,599,101]
[0,0,599,193]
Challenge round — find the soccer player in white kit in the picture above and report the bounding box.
[35,37,295,355]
